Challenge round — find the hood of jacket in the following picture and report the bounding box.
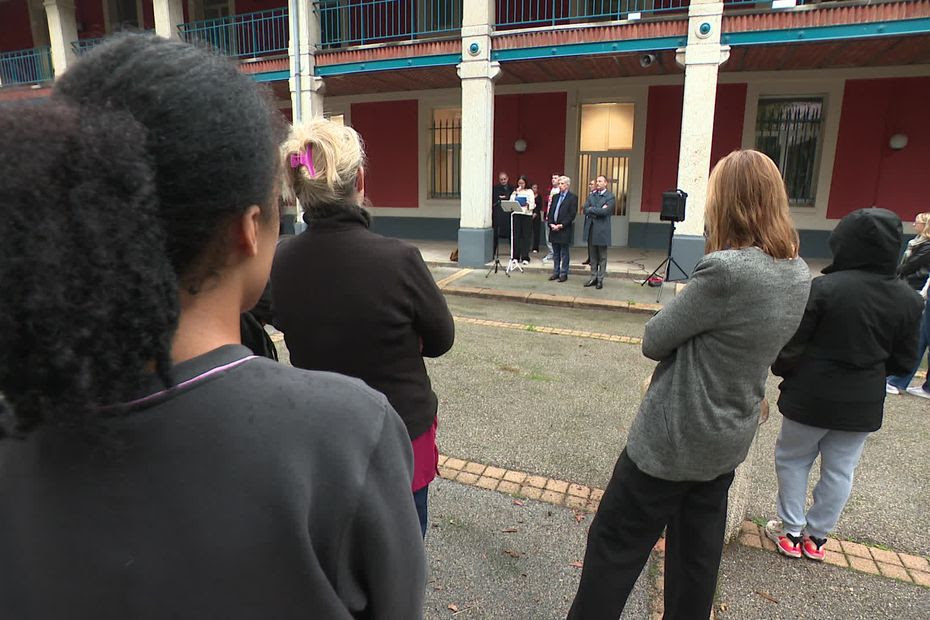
[822,208,902,276]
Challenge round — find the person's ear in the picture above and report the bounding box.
[236,205,264,258]
[356,166,366,203]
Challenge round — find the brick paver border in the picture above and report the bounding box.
[737,521,930,587]
[439,453,930,591]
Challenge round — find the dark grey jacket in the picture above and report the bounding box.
[626,248,810,481]
[547,191,577,245]
[0,346,425,618]
[582,190,615,246]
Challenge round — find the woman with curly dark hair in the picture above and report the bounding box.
[0,34,424,618]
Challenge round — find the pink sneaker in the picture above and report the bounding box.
[802,535,827,561]
[765,520,802,558]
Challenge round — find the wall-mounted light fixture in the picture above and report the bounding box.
[889,134,908,151]
[514,138,527,153]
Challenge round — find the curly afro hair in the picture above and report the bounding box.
[0,34,281,434]
[0,102,176,431]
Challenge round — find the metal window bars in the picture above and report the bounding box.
[429,116,462,199]
[754,98,824,206]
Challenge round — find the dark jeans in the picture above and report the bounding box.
[413,484,429,538]
[568,450,734,620]
[552,243,570,277]
[888,301,930,390]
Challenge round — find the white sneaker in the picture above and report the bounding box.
[906,386,930,399]
[886,383,900,395]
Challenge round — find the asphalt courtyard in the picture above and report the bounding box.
[271,267,930,618]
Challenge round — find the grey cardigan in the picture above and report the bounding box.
[626,247,811,481]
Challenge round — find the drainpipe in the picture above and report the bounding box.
[290,0,302,122]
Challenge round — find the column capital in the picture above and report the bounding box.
[457,60,501,82]
[290,75,324,94]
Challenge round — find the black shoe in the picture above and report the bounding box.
[548,274,559,281]
[584,278,597,287]
[558,275,567,282]
[595,281,603,289]
[581,259,590,266]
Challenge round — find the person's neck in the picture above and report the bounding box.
[171,280,245,365]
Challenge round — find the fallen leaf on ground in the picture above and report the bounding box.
[573,511,586,523]
[755,591,779,604]
[447,603,459,612]
[501,527,518,533]
[569,560,584,568]
[503,549,522,558]
[512,500,525,506]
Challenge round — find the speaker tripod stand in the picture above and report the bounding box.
[486,223,510,278]
[641,221,687,302]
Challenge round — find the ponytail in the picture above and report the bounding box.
[0,103,178,431]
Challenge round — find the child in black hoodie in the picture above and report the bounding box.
[766,208,923,560]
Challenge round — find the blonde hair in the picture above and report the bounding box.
[916,212,930,236]
[704,150,799,259]
[281,118,366,211]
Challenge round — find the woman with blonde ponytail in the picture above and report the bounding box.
[272,118,455,538]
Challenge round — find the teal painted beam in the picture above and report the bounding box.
[723,17,930,46]
[315,53,461,76]
[250,70,289,82]
[491,36,686,62]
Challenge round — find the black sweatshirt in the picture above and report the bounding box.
[271,207,455,440]
[773,209,923,432]
[0,345,425,619]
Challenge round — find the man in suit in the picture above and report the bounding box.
[582,175,616,289]
[491,171,514,240]
[547,176,577,282]
[582,179,597,266]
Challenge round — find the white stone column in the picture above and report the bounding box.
[670,0,729,278]
[288,0,324,123]
[456,0,499,267]
[43,0,78,77]
[153,0,184,40]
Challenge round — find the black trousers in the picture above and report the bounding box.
[532,213,542,251]
[568,450,734,620]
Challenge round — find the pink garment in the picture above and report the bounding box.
[411,417,438,492]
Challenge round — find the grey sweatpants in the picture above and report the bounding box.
[775,417,870,539]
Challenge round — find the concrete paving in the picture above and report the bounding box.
[423,478,654,619]
[271,286,930,618]
[412,239,832,280]
[430,298,930,558]
[447,266,675,306]
[715,543,930,619]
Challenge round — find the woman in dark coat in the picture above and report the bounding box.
[887,212,930,397]
[272,119,455,537]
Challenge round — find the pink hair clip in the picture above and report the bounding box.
[290,149,316,176]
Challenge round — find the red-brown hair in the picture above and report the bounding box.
[704,150,799,259]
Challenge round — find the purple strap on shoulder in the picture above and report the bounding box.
[115,355,259,410]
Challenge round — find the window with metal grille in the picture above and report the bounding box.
[430,108,461,199]
[754,97,824,207]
